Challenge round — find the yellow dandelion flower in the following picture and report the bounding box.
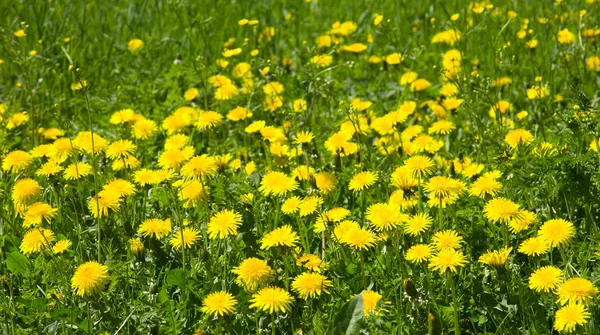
[232,257,273,291]
[20,228,55,254]
[518,236,550,256]
[260,225,299,249]
[71,261,110,296]
[348,171,378,192]
[478,247,512,267]
[138,218,172,239]
[207,209,242,239]
[201,291,237,317]
[538,219,575,248]
[555,278,598,305]
[249,287,294,314]
[291,272,332,299]
[405,244,434,263]
[529,266,563,292]
[428,248,468,273]
[170,227,201,249]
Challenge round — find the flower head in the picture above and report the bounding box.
[170,227,201,249]
[366,203,407,231]
[260,225,299,249]
[201,291,237,317]
[138,218,172,239]
[428,248,468,273]
[348,171,378,192]
[478,247,512,267]
[555,278,598,305]
[249,287,294,314]
[529,266,563,292]
[20,228,55,254]
[207,209,242,239]
[483,198,520,224]
[71,261,110,296]
[554,304,590,333]
[405,244,434,263]
[232,257,273,291]
[538,219,575,248]
[431,230,463,250]
[518,236,550,256]
[259,171,298,197]
[291,272,332,299]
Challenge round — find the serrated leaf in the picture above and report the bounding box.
[165,268,186,287]
[6,252,30,275]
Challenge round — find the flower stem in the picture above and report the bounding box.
[360,252,367,290]
[448,272,460,335]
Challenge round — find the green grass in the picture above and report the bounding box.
[1,0,600,334]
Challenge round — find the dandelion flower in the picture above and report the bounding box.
[103,179,136,197]
[431,230,463,250]
[294,131,314,144]
[428,248,468,273]
[181,155,218,179]
[249,287,294,314]
[260,225,299,249]
[12,178,42,206]
[201,291,237,317]
[71,261,110,296]
[63,162,92,180]
[478,247,512,267]
[360,290,383,315]
[555,278,598,305]
[365,203,407,231]
[469,174,502,198]
[404,213,432,236]
[553,304,590,333]
[529,266,563,292]
[518,236,550,256]
[404,155,434,178]
[170,227,201,249]
[348,171,378,192]
[291,272,332,299]
[538,219,575,248]
[52,239,72,254]
[106,140,136,159]
[129,238,144,255]
[281,196,301,215]
[132,118,158,140]
[20,228,55,255]
[207,209,242,239]
[259,171,298,197]
[405,244,434,263]
[313,172,337,194]
[138,218,172,239]
[296,254,327,272]
[504,129,534,149]
[508,210,536,233]
[232,257,273,291]
[23,202,58,227]
[88,190,121,218]
[2,150,33,173]
[483,198,520,224]
[339,225,377,250]
[298,196,323,217]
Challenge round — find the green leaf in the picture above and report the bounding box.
[326,294,364,335]
[6,252,30,275]
[165,268,186,287]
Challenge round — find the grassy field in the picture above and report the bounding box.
[1,0,600,334]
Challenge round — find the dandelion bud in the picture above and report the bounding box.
[403,278,418,298]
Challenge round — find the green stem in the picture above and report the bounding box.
[448,272,460,335]
[360,252,367,290]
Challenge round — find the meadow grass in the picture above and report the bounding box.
[1,0,600,334]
